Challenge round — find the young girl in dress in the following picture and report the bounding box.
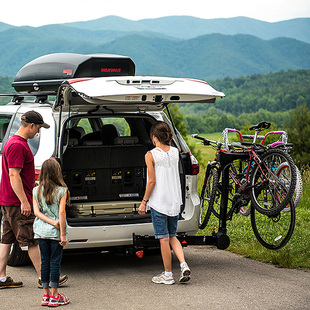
[138,121,191,284]
[33,158,70,306]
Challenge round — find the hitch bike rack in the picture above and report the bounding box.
[133,151,237,254]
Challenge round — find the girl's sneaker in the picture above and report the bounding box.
[48,293,70,307]
[152,272,175,285]
[179,262,191,283]
[41,294,49,306]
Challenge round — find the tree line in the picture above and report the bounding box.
[180,69,310,134]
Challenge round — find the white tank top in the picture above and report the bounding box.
[147,146,182,216]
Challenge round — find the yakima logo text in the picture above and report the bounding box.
[101,68,122,73]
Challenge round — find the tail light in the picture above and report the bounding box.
[189,152,199,175]
[35,169,41,181]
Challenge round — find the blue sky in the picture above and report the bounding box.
[1,0,309,26]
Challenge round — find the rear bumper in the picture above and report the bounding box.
[65,194,200,250]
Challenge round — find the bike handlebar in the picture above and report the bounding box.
[192,134,223,148]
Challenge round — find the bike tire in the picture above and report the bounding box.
[199,167,218,229]
[250,149,297,216]
[276,163,303,211]
[211,167,236,220]
[251,199,295,250]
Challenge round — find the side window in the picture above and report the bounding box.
[0,116,12,152]
[0,117,11,143]
[10,114,40,156]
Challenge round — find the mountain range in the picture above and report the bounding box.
[0,15,309,80]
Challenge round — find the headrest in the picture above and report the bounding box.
[114,136,139,145]
[101,124,119,144]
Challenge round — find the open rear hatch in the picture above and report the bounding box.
[56,76,225,113]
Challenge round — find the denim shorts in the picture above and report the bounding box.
[150,208,179,239]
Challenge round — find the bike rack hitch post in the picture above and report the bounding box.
[216,152,231,250]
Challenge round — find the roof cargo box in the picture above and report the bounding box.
[12,53,135,95]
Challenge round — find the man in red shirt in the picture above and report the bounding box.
[0,111,49,289]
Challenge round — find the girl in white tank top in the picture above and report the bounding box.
[138,121,191,284]
[147,146,182,216]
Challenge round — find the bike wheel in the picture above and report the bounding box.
[277,163,303,211]
[239,163,252,216]
[250,149,297,216]
[212,165,236,220]
[251,199,295,250]
[199,167,218,229]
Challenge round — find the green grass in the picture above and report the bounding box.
[193,135,310,269]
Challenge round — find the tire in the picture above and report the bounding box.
[0,208,31,266]
[251,199,295,250]
[212,163,237,219]
[239,163,252,217]
[199,167,218,229]
[250,149,297,216]
[277,163,303,211]
[7,243,31,266]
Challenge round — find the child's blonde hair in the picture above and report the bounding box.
[37,158,70,205]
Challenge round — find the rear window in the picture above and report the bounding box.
[64,115,155,147]
[100,117,130,136]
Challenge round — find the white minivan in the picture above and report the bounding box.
[0,53,225,265]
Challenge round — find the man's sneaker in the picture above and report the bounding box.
[38,275,68,288]
[48,293,69,307]
[41,294,49,306]
[179,262,191,283]
[0,276,23,289]
[152,272,175,285]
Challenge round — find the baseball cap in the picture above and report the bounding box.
[21,110,50,129]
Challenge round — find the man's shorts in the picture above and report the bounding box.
[1,205,37,247]
[150,208,179,239]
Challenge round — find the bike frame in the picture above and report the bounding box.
[223,127,288,148]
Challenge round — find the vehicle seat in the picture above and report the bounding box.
[67,128,82,146]
[72,126,86,138]
[80,131,103,146]
[101,124,119,145]
[0,122,9,141]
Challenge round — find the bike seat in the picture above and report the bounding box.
[249,121,271,131]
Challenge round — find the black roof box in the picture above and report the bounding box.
[12,53,135,95]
